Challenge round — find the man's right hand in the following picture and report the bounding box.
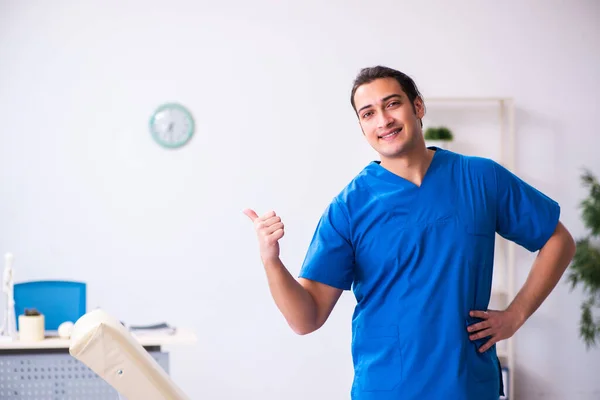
[243,209,285,263]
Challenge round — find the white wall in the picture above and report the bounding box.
[1,0,599,398]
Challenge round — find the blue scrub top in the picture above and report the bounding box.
[299,148,560,400]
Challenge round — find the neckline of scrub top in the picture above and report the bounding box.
[366,146,445,188]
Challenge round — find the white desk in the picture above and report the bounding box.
[0,329,196,400]
[0,327,197,350]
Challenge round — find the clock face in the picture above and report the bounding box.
[149,103,195,148]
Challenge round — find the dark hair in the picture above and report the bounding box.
[350,66,425,123]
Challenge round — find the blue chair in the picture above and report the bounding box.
[14,280,86,331]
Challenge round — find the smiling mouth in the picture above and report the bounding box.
[379,128,402,140]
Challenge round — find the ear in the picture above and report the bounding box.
[413,96,425,119]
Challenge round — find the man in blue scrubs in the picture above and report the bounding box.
[244,66,576,399]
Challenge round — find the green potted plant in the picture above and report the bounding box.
[424,126,454,150]
[567,168,600,349]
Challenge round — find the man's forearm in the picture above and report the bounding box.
[263,257,318,335]
[507,222,576,326]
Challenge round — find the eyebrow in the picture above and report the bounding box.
[357,94,403,114]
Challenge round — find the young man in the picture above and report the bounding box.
[244,66,576,399]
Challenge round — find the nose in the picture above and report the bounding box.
[377,111,394,129]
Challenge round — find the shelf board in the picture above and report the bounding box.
[491,288,509,297]
[498,350,509,366]
[424,96,513,103]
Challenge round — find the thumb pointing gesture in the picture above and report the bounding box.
[243,208,284,263]
[243,208,259,222]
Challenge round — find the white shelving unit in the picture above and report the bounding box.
[424,96,516,400]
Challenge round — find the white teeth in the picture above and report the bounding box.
[382,129,399,138]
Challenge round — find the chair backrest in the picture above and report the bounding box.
[14,280,86,331]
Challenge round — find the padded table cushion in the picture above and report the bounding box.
[69,309,189,400]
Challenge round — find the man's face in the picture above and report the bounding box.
[353,77,425,160]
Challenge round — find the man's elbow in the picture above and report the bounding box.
[291,324,317,336]
[289,317,323,336]
[293,327,315,336]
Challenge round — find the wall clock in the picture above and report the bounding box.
[149,103,195,149]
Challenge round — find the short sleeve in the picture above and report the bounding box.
[298,197,355,290]
[494,162,560,252]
